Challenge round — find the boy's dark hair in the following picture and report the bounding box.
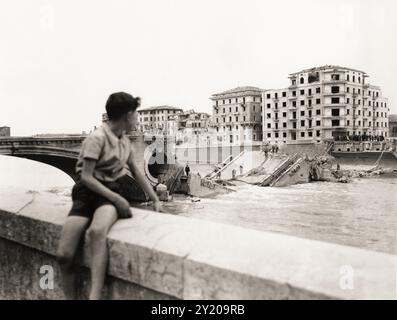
[105,92,140,121]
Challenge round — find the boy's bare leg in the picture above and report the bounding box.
[86,204,118,300]
[57,216,90,300]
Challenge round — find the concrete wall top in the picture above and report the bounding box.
[0,185,395,299]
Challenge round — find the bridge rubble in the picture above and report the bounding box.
[203,147,395,188]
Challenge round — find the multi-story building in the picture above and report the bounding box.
[177,110,211,133]
[0,126,11,137]
[262,66,390,144]
[210,86,263,144]
[389,114,397,137]
[137,105,183,135]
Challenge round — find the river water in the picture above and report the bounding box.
[1,155,396,255]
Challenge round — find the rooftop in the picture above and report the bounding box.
[211,86,263,98]
[289,65,367,76]
[138,105,184,112]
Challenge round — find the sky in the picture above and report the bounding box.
[0,0,396,136]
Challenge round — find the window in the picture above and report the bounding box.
[283,112,287,117]
[300,111,305,116]
[293,101,297,107]
[316,98,321,104]
[347,87,350,93]
[301,132,305,137]
[347,98,350,104]
[308,72,319,83]
[282,92,287,97]
[229,99,231,104]
[275,133,279,138]
[347,109,350,115]
[301,120,305,127]
[267,123,271,128]
[308,89,312,96]
[331,86,340,93]
[347,120,350,126]
[316,120,321,126]
[267,103,271,109]
[300,90,305,95]
[332,119,340,126]
[316,130,321,137]
[275,93,278,99]
[283,132,287,138]
[292,91,296,96]
[331,97,340,104]
[332,109,340,116]
[283,102,287,107]
[316,109,321,115]
[316,87,321,94]
[308,131,313,137]
[267,133,271,138]
[300,77,304,84]
[236,107,238,112]
[300,100,305,106]
[347,74,350,81]
[331,74,340,80]
[267,113,271,119]
[266,94,270,99]
[283,122,287,128]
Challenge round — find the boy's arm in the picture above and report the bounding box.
[127,152,162,212]
[80,158,132,218]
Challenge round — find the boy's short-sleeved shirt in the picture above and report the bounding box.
[76,123,132,182]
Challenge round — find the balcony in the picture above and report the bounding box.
[322,115,344,119]
[289,118,298,121]
[288,96,297,100]
[322,79,347,85]
[323,103,346,108]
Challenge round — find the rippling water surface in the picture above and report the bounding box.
[1,155,396,254]
[173,175,397,254]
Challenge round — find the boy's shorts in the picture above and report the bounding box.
[68,175,136,219]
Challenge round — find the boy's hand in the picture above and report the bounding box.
[153,200,163,212]
[113,196,132,219]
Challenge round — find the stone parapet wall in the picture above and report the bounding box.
[0,186,395,300]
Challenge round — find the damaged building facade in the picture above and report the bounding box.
[262,66,390,144]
